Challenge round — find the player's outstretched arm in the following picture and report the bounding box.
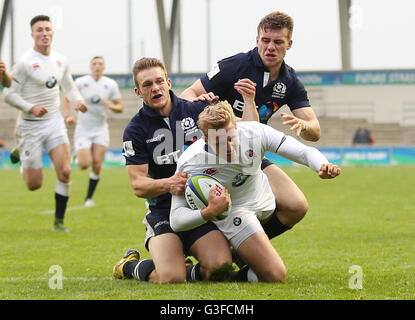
[281,107,321,141]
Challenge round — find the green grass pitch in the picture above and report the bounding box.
[0,166,414,300]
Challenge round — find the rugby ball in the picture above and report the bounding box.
[184,174,230,221]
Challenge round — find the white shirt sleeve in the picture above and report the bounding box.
[3,62,34,113]
[256,122,328,172]
[276,135,328,172]
[170,194,207,232]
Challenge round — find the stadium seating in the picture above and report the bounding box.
[0,88,414,149]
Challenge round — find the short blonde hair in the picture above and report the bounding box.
[198,101,236,137]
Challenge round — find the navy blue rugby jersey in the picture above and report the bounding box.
[122,90,208,215]
[200,47,310,124]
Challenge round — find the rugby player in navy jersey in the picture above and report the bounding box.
[180,11,320,241]
[112,58,258,283]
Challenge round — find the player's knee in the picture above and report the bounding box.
[27,181,42,191]
[263,265,287,283]
[157,270,186,284]
[57,166,71,182]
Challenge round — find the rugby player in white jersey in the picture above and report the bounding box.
[62,56,123,207]
[170,101,341,282]
[4,15,87,232]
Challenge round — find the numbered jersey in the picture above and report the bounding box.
[75,75,121,127]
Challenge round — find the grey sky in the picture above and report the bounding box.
[1,0,414,74]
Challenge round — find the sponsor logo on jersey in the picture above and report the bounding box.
[32,63,40,70]
[203,168,217,176]
[155,149,181,165]
[154,220,170,230]
[232,100,245,112]
[232,173,249,187]
[83,83,89,87]
[146,134,165,143]
[272,82,286,99]
[56,60,62,67]
[90,95,101,104]
[258,101,279,122]
[45,76,57,89]
[233,217,242,226]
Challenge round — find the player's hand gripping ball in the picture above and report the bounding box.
[184,174,230,220]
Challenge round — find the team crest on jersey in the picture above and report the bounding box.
[232,173,249,187]
[45,76,57,88]
[181,117,195,131]
[245,149,255,158]
[91,95,101,104]
[203,168,217,176]
[272,82,286,99]
[56,60,62,67]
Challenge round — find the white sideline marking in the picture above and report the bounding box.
[0,276,112,282]
[40,205,97,215]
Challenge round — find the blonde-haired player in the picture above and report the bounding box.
[171,101,341,282]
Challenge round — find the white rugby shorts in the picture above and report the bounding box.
[17,114,69,169]
[74,123,109,151]
[214,207,274,250]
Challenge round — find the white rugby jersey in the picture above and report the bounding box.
[4,49,82,121]
[170,121,329,233]
[75,75,121,127]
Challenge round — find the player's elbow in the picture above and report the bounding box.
[169,212,184,232]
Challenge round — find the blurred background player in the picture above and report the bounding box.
[171,101,341,282]
[0,58,12,88]
[3,15,87,232]
[180,11,321,242]
[62,56,124,207]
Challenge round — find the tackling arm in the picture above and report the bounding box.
[127,164,188,198]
